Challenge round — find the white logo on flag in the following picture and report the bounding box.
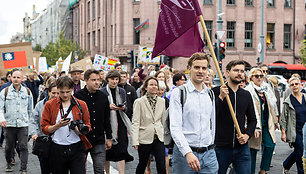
[4,53,13,61]
[170,0,194,11]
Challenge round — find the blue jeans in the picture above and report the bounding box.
[215,144,251,174]
[283,132,304,174]
[172,144,218,174]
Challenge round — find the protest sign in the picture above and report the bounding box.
[39,57,48,73]
[138,46,160,64]
[0,42,34,76]
[70,57,93,72]
[32,51,41,71]
[93,54,118,72]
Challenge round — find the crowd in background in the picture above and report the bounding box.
[0,53,305,174]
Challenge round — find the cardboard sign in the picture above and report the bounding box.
[70,57,93,72]
[138,46,160,64]
[0,42,34,76]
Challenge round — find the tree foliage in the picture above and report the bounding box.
[41,32,89,66]
[32,44,42,52]
[301,36,306,65]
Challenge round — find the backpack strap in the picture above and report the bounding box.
[179,85,187,109]
[208,89,214,103]
[4,87,8,101]
[25,87,30,96]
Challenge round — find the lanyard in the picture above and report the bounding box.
[59,96,83,119]
[59,101,75,119]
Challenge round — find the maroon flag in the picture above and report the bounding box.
[152,0,204,58]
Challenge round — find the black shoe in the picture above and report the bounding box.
[5,163,13,172]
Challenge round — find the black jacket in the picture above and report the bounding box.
[212,85,257,148]
[74,87,112,146]
[118,83,137,119]
[25,75,44,106]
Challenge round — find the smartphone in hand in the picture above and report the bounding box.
[63,118,71,121]
[117,104,124,107]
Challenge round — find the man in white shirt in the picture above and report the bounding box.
[170,53,218,174]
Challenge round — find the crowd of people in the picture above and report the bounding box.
[0,52,305,174]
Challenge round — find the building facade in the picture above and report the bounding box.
[72,0,306,71]
[31,0,72,48]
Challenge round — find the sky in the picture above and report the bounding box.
[0,0,50,44]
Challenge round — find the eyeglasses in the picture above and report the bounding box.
[253,74,264,79]
[290,83,299,87]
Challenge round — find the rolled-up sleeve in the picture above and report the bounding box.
[169,88,191,156]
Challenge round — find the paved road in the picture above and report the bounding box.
[0,131,298,173]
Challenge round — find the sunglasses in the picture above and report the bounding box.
[253,74,264,79]
[290,83,299,87]
[262,70,268,73]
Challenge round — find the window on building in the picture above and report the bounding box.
[227,0,235,5]
[284,24,291,49]
[204,0,212,4]
[88,2,90,22]
[267,0,274,7]
[98,0,100,17]
[245,0,253,6]
[93,0,96,19]
[304,25,306,40]
[133,18,140,45]
[245,22,253,48]
[267,23,275,49]
[203,21,212,47]
[227,21,236,48]
[93,31,96,47]
[88,33,91,50]
[284,0,291,7]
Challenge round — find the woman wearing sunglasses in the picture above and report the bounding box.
[280,77,306,174]
[245,68,278,174]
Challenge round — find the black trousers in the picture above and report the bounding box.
[136,137,166,174]
[50,141,86,174]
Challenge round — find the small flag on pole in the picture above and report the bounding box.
[135,19,150,32]
[152,0,204,58]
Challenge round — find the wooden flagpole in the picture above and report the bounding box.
[198,15,242,137]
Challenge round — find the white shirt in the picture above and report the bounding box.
[52,108,81,145]
[169,80,215,156]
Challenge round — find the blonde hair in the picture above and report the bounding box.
[248,68,263,82]
[268,76,279,86]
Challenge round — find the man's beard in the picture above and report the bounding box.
[230,76,242,84]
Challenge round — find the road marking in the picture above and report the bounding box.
[87,153,119,174]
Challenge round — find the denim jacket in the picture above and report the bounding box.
[0,84,33,127]
[29,98,47,136]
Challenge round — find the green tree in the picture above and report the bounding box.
[41,32,89,65]
[301,35,306,65]
[32,44,42,52]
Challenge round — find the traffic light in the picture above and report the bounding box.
[219,60,222,70]
[127,50,134,63]
[219,42,226,60]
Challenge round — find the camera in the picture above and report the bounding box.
[69,120,89,135]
